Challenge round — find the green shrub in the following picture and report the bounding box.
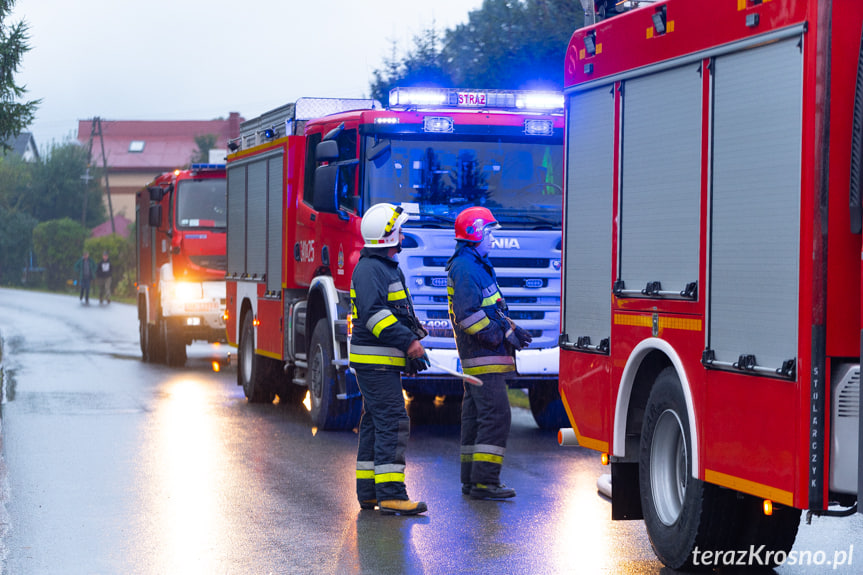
[32,218,88,290]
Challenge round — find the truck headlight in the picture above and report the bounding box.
[172,282,203,301]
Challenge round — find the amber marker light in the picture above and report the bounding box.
[212,361,220,372]
[223,310,229,321]
[763,499,773,516]
[253,316,260,327]
[601,452,609,466]
[346,313,353,337]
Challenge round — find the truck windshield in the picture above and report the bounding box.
[364,136,563,228]
[176,178,227,230]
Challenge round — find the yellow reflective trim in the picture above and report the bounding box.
[349,353,407,367]
[460,454,472,462]
[473,453,503,464]
[705,469,793,507]
[387,290,407,301]
[613,313,702,331]
[481,293,501,307]
[464,364,515,375]
[464,316,490,335]
[350,289,356,297]
[447,286,454,295]
[659,316,701,331]
[375,473,405,484]
[613,314,652,327]
[356,470,375,479]
[372,314,398,337]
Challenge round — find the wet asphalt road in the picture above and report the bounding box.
[0,287,860,575]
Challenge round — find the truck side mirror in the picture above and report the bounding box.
[148,186,166,202]
[149,204,162,228]
[313,164,339,213]
[316,140,339,163]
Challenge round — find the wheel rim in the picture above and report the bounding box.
[650,408,688,526]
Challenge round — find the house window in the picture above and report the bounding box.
[129,140,145,153]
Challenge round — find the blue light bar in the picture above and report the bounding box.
[389,87,564,113]
[190,163,226,171]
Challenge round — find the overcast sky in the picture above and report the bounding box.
[11,0,484,150]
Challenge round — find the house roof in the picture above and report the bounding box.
[76,113,243,171]
[90,214,132,238]
[1,132,39,161]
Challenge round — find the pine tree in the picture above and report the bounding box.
[0,0,38,151]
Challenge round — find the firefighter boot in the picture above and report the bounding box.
[379,499,428,516]
[470,483,516,500]
[359,499,377,510]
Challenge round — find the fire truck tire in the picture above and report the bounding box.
[729,492,801,566]
[308,319,360,430]
[148,320,165,364]
[162,319,187,367]
[238,312,276,403]
[639,367,734,570]
[139,317,150,361]
[528,383,569,430]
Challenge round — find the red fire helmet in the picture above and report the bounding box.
[454,206,500,242]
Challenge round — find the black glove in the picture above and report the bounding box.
[505,321,532,350]
[407,353,430,374]
[505,326,523,350]
[515,325,532,348]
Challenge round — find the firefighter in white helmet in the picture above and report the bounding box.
[350,202,429,515]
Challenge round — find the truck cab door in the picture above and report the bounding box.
[295,126,360,289]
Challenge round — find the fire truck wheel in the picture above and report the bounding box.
[162,319,187,367]
[139,317,149,361]
[308,319,360,430]
[639,367,732,570]
[729,491,801,565]
[239,312,276,403]
[528,383,569,430]
[148,320,165,364]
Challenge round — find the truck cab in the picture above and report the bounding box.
[137,164,228,366]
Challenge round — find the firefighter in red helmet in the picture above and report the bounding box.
[446,206,532,499]
[350,203,429,515]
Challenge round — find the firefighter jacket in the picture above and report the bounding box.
[446,242,516,376]
[349,248,424,371]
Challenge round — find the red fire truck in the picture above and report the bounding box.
[137,164,228,367]
[559,0,861,569]
[226,89,566,430]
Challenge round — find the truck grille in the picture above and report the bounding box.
[422,256,550,268]
[190,255,227,271]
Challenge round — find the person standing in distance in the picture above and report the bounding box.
[96,251,113,304]
[350,203,429,516]
[446,206,532,500]
[74,250,97,305]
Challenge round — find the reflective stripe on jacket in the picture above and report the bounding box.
[446,243,515,375]
[350,248,420,371]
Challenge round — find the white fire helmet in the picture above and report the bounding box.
[360,203,410,248]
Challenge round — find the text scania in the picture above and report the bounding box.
[692,545,854,569]
[492,238,520,249]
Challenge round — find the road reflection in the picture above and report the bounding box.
[143,375,233,573]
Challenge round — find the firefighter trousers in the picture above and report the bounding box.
[355,367,411,502]
[460,372,511,485]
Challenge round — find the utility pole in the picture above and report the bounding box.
[80,167,93,228]
[87,117,116,233]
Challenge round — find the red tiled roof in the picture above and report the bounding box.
[91,214,132,238]
[76,113,243,171]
